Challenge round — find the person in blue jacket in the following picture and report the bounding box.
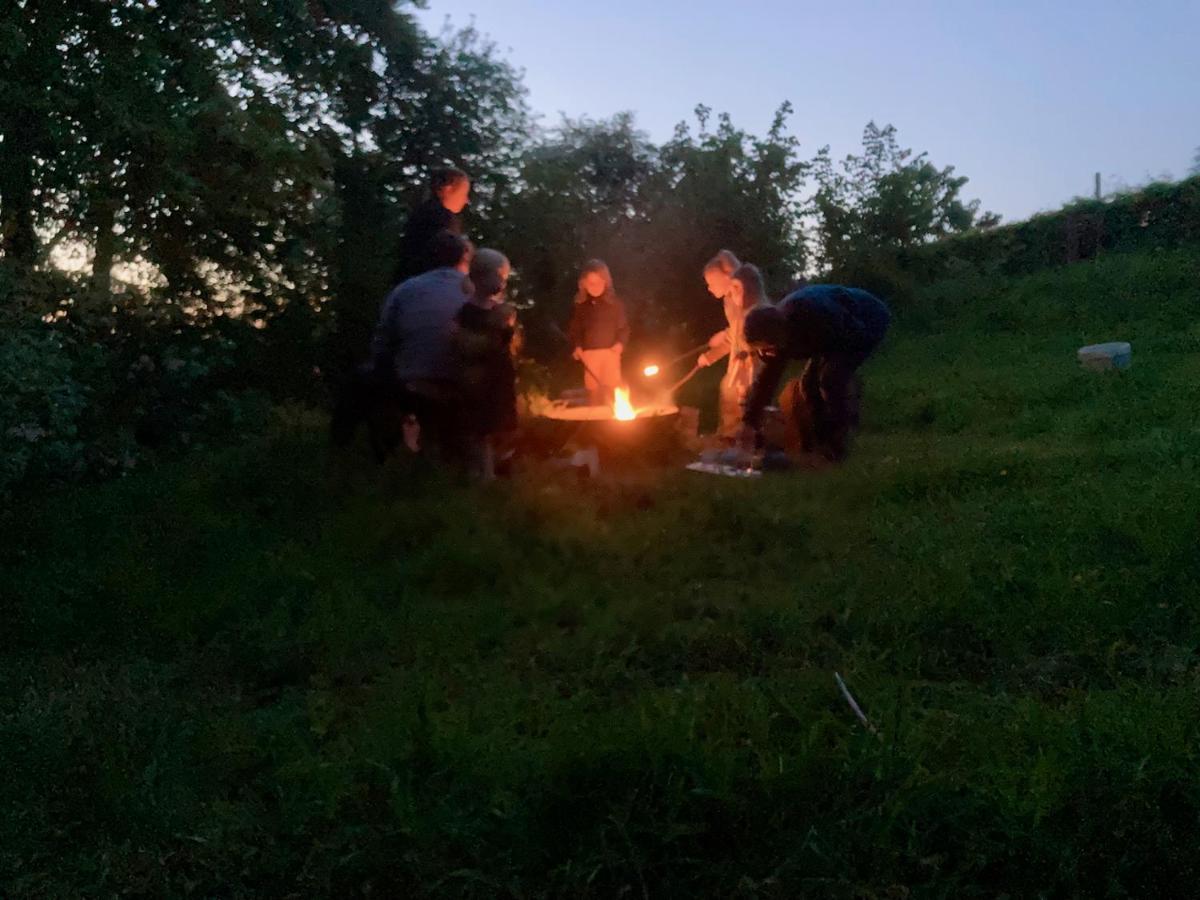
[740,273,891,462]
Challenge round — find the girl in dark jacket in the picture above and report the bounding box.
[566,259,629,406]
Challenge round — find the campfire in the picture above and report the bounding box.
[540,388,677,422]
[531,383,687,468]
[613,387,636,421]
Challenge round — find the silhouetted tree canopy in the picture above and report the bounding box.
[0,1,1004,492]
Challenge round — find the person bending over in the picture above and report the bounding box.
[740,275,890,463]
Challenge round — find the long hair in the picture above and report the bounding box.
[731,263,767,306]
[574,258,617,304]
[703,249,741,276]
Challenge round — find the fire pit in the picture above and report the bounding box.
[531,387,685,465]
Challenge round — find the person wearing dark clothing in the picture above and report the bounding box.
[455,248,518,478]
[372,232,474,384]
[393,167,470,283]
[456,301,518,432]
[742,279,891,462]
[369,231,474,459]
[567,259,630,405]
[568,288,630,352]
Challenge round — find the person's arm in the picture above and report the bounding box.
[613,299,630,351]
[567,303,583,353]
[699,329,731,366]
[370,292,400,372]
[742,351,789,429]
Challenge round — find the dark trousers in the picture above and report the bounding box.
[403,380,466,463]
[330,365,462,463]
[796,350,870,461]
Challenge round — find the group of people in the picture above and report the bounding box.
[349,164,893,475]
[698,262,889,463]
[364,168,517,478]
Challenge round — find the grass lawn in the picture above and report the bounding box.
[4,249,1200,897]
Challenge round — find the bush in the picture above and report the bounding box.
[901,175,1200,282]
[0,282,273,497]
[0,325,89,495]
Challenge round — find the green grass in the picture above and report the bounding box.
[5,248,1200,897]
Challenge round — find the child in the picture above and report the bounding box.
[697,249,761,438]
[567,259,629,406]
[456,248,517,479]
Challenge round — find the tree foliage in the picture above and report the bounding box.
[0,4,1008,492]
[323,23,532,368]
[493,105,810,355]
[809,122,999,294]
[0,1,420,307]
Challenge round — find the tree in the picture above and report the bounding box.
[645,103,809,331]
[1190,146,1200,178]
[0,2,80,279]
[0,0,427,311]
[808,122,998,293]
[484,105,810,356]
[483,113,656,354]
[321,22,532,368]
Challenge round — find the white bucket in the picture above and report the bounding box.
[1077,342,1132,371]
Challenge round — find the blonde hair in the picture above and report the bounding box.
[703,250,741,276]
[730,263,767,306]
[574,258,616,304]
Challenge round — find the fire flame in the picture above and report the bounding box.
[613,386,636,421]
[643,365,660,377]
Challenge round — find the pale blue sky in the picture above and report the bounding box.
[416,0,1200,222]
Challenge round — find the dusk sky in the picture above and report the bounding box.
[415,0,1200,223]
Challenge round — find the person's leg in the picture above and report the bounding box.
[402,388,433,455]
[580,350,603,405]
[797,358,822,453]
[717,354,752,437]
[608,347,624,394]
[434,397,468,466]
[775,377,806,453]
[401,413,421,453]
[581,348,620,405]
[405,384,462,465]
[717,379,741,438]
[816,351,869,462]
[598,347,623,403]
[365,368,405,462]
